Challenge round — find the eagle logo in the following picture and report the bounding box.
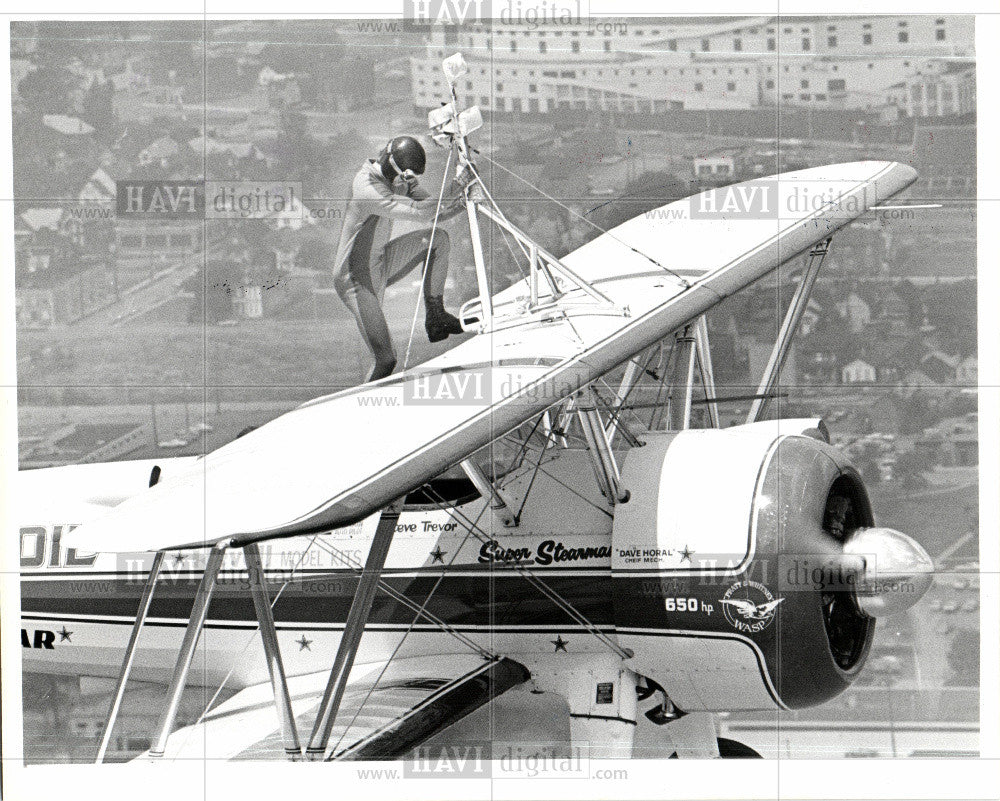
[720,581,784,633]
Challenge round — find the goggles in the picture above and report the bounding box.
[387,152,417,183]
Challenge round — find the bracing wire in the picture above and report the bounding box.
[479,152,692,288]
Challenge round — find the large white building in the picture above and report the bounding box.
[410,15,974,115]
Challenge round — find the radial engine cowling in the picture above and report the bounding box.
[612,420,931,712]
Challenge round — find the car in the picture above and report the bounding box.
[961,599,979,612]
[929,598,943,611]
[942,600,960,613]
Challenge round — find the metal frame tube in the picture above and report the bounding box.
[244,543,302,760]
[587,408,629,503]
[577,407,612,500]
[605,360,639,446]
[667,329,697,431]
[465,197,493,329]
[578,393,628,503]
[476,203,613,305]
[149,541,228,758]
[95,551,164,763]
[460,459,515,527]
[306,504,402,760]
[746,238,830,424]
[692,316,720,429]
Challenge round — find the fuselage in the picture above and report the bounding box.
[18,452,622,688]
[18,423,883,716]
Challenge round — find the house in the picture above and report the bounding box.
[916,415,977,467]
[263,196,316,232]
[841,358,876,384]
[138,136,180,169]
[921,350,961,384]
[20,208,65,234]
[16,260,116,328]
[692,147,749,182]
[836,291,871,333]
[876,289,910,325]
[78,167,116,203]
[955,355,977,384]
[42,115,95,136]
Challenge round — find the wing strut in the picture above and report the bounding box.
[95,550,165,763]
[150,540,230,757]
[460,458,516,527]
[245,543,302,759]
[746,237,831,424]
[305,502,402,760]
[692,316,720,429]
[666,326,698,431]
[577,388,630,504]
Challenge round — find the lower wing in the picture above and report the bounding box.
[147,654,529,761]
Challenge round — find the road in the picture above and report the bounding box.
[76,261,200,329]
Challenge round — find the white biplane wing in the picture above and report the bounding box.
[63,161,916,554]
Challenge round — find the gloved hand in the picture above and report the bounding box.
[453,162,476,189]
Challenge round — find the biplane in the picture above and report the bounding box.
[17,53,934,762]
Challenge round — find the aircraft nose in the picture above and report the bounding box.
[842,527,934,617]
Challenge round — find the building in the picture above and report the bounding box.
[410,15,974,117]
[41,114,94,136]
[841,358,876,384]
[921,351,961,384]
[887,60,975,118]
[836,291,871,333]
[78,168,117,204]
[15,261,117,327]
[955,356,977,384]
[915,415,977,467]
[692,147,749,181]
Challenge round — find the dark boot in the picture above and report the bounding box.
[424,295,464,343]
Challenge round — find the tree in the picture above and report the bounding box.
[892,448,927,490]
[80,80,116,141]
[18,66,80,114]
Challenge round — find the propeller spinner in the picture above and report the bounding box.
[843,527,934,617]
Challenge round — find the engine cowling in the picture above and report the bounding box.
[612,420,929,712]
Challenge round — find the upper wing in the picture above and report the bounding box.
[63,161,916,553]
[147,654,529,761]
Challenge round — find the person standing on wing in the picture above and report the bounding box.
[334,135,468,382]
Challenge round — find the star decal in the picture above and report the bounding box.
[296,635,312,651]
[58,626,73,643]
[173,552,186,566]
[429,546,447,564]
[679,545,695,563]
[551,635,568,653]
